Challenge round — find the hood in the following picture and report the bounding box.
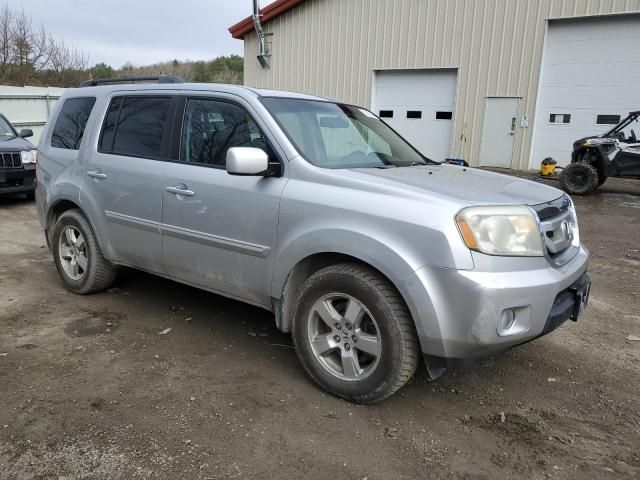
[0,136,35,152]
[344,164,563,206]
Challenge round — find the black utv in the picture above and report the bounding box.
[559,111,640,195]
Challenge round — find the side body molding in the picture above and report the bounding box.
[104,210,271,258]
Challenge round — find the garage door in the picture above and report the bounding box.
[530,15,640,168]
[373,69,457,161]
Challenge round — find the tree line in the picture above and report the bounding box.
[0,3,243,88]
[115,56,244,85]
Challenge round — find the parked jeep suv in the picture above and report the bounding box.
[36,77,590,403]
[0,113,37,199]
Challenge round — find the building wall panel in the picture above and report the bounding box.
[242,0,640,168]
[0,86,64,145]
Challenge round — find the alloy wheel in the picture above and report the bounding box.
[58,226,88,281]
[307,293,382,381]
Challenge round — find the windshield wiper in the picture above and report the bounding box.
[396,161,434,168]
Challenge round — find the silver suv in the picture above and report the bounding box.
[36,77,590,403]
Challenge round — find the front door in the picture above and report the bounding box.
[83,94,176,272]
[161,96,286,306]
[479,97,519,168]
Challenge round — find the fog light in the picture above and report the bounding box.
[497,306,532,337]
[498,309,516,335]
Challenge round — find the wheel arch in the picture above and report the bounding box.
[45,198,111,260]
[270,233,435,354]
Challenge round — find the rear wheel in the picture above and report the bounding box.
[292,263,420,404]
[52,209,115,294]
[559,162,599,195]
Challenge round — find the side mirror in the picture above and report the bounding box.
[19,128,33,138]
[226,147,270,176]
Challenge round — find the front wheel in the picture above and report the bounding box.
[52,209,116,294]
[582,152,607,186]
[559,162,599,195]
[292,263,420,404]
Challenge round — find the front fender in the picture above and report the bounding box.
[270,228,442,353]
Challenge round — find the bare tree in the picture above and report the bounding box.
[0,4,12,74]
[0,2,88,86]
[48,37,87,73]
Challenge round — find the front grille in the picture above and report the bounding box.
[533,194,570,221]
[532,195,577,266]
[0,152,22,168]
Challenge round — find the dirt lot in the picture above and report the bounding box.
[0,176,639,480]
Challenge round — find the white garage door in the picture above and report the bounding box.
[373,69,457,161]
[531,15,640,168]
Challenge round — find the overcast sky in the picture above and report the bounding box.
[14,0,250,68]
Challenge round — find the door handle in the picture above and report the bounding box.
[87,170,107,179]
[165,185,195,197]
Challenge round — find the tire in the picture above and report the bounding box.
[52,209,115,294]
[559,162,599,195]
[291,263,420,404]
[25,192,35,201]
[582,152,607,186]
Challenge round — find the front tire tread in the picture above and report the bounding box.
[292,263,420,404]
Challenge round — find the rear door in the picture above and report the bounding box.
[161,95,287,306]
[82,93,177,272]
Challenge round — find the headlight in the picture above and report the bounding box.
[20,150,37,164]
[566,196,580,248]
[456,205,543,256]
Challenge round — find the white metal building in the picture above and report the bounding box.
[0,85,65,145]
[229,0,640,170]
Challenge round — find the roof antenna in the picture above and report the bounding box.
[253,0,272,68]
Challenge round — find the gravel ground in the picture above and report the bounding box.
[0,176,638,480]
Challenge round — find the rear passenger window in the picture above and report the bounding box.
[99,96,172,158]
[181,98,269,168]
[51,97,96,150]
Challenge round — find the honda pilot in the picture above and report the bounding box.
[36,77,590,403]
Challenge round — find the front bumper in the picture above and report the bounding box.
[410,245,589,362]
[0,166,35,195]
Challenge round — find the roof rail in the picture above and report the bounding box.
[78,75,184,88]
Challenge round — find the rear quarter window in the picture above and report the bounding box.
[51,97,97,150]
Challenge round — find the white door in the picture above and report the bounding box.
[479,97,519,168]
[373,69,457,161]
[530,15,640,168]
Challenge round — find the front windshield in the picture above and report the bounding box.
[0,116,16,138]
[261,97,433,168]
